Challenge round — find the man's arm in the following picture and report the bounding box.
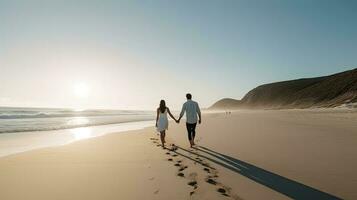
[196,103,201,124]
[155,108,159,127]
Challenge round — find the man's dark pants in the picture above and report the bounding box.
[186,123,197,141]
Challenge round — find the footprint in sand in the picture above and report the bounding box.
[202,163,210,167]
[187,181,197,187]
[218,186,234,197]
[187,173,199,190]
[170,145,178,151]
[150,138,159,144]
[206,178,217,185]
[217,188,227,195]
[223,186,232,193]
[156,140,241,200]
[178,166,188,171]
[177,172,185,177]
[203,167,210,173]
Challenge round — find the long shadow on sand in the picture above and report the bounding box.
[176,145,342,200]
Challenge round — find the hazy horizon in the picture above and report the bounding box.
[1,0,356,110]
[0,67,355,111]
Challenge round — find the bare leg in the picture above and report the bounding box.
[160,131,166,148]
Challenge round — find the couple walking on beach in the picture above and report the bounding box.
[155,93,201,149]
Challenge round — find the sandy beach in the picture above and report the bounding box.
[0,110,356,200]
[2,1,356,199]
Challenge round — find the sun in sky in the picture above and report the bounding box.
[73,82,90,98]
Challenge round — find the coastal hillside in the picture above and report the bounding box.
[211,68,357,109]
[210,98,242,109]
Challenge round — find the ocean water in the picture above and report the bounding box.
[0,107,156,133]
[0,107,160,157]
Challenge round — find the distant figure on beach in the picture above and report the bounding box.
[177,93,202,148]
[156,100,178,148]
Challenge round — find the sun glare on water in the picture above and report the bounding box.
[70,127,93,140]
[73,82,90,98]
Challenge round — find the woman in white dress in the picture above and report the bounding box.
[155,100,178,148]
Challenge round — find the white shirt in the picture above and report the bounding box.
[180,100,201,124]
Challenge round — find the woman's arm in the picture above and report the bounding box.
[155,108,159,127]
[167,108,177,121]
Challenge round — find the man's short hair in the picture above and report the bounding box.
[186,93,192,99]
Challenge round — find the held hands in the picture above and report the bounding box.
[173,118,199,124]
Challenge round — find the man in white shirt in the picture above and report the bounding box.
[177,93,201,147]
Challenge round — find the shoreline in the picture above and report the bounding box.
[0,111,222,158]
[0,118,156,134]
[0,120,155,158]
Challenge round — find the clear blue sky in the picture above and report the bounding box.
[0,0,356,110]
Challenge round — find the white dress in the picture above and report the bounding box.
[157,108,168,132]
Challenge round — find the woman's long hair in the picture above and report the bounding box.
[159,100,166,113]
